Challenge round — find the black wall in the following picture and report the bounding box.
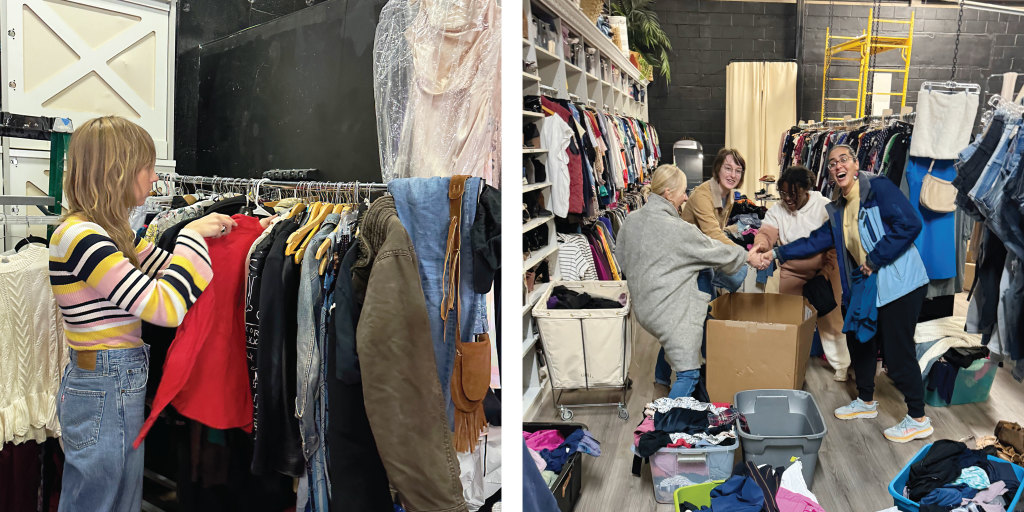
[801,3,1024,122]
[649,0,1024,179]
[194,0,386,181]
[650,0,798,178]
[173,0,329,176]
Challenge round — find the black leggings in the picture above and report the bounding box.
[846,285,928,418]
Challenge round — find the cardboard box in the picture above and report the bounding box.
[964,263,976,291]
[706,293,817,404]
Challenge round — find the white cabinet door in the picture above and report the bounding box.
[1,0,174,158]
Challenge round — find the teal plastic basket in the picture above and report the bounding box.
[923,360,997,407]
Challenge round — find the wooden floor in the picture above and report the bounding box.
[525,293,1024,512]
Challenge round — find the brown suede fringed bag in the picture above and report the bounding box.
[444,175,491,453]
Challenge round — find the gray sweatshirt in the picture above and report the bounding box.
[615,193,748,372]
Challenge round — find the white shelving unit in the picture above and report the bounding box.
[521,0,649,416]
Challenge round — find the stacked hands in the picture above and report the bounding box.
[744,243,875,276]
[745,243,774,271]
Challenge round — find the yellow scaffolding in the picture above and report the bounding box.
[821,9,915,121]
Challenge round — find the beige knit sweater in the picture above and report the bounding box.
[0,244,67,447]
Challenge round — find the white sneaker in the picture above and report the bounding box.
[884,415,934,443]
[835,398,878,420]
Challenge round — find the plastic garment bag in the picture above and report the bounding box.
[373,0,501,185]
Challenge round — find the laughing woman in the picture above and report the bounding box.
[762,144,932,443]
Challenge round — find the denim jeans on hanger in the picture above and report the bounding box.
[955,116,1006,220]
[994,156,1024,262]
[388,176,487,429]
[58,346,150,512]
[969,118,1021,214]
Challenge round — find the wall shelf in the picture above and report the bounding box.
[523,181,552,192]
[523,214,554,234]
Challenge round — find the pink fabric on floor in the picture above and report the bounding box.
[777,488,826,512]
[524,430,566,452]
[528,447,547,473]
[633,416,655,446]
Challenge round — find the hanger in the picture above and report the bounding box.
[922,81,981,95]
[293,183,335,263]
[286,183,329,259]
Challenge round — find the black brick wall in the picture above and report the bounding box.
[649,0,1024,179]
[802,3,1024,122]
[650,0,797,178]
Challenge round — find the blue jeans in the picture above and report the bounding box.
[388,177,488,429]
[970,118,1020,215]
[669,370,701,399]
[58,346,150,512]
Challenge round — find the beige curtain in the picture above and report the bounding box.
[725,62,797,200]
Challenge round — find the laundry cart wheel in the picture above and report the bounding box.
[618,407,629,420]
[560,408,574,421]
[626,377,633,389]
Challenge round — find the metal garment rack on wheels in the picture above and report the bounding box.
[534,298,635,422]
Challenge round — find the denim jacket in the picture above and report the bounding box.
[778,173,925,307]
[296,213,340,459]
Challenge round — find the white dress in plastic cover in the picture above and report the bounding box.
[374,0,501,186]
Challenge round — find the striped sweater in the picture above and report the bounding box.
[49,217,214,351]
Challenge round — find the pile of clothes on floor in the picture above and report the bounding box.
[903,439,1020,512]
[523,428,600,486]
[679,461,824,512]
[632,398,745,498]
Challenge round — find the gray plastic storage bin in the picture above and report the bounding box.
[734,390,827,487]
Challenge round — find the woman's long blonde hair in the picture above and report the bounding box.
[63,116,156,268]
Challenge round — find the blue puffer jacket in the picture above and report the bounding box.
[776,173,929,307]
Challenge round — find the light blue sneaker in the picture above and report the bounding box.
[834,398,878,420]
[884,415,934,443]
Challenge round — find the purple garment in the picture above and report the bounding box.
[590,244,612,280]
[586,232,613,280]
[599,217,614,239]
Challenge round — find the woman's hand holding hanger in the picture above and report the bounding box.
[185,213,238,238]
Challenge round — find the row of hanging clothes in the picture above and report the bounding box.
[1,173,502,512]
[553,187,649,282]
[525,93,660,219]
[779,114,916,200]
[957,88,1024,379]
[143,174,501,512]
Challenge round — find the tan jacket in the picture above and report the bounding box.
[681,179,734,245]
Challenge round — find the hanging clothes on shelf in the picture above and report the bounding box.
[532,94,660,222]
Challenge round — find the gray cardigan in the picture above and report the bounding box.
[615,193,748,372]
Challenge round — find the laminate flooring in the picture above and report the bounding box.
[524,293,1024,512]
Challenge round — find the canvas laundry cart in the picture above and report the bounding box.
[532,281,634,421]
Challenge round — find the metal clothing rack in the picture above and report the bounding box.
[156,173,389,197]
[0,112,74,238]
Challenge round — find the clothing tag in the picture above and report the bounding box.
[77,351,96,371]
